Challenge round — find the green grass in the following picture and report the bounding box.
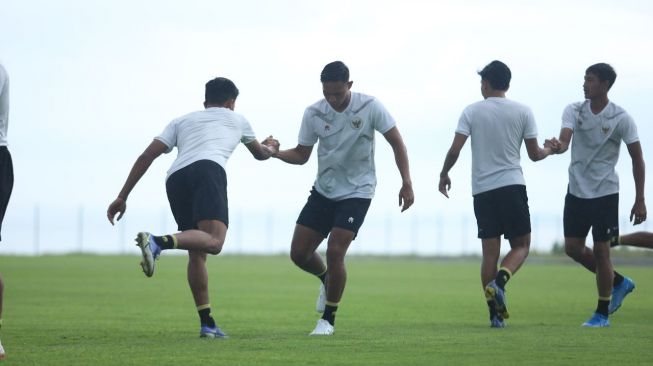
[1,255,652,365]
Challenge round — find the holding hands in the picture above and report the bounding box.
[262,135,280,155]
[544,137,562,153]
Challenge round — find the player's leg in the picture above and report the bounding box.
[617,231,653,249]
[137,160,229,277]
[497,185,532,291]
[289,224,328,313]
[308,230,354,336]
[473,188,506,326]
[563,192,596,271]
[291,189,332,316]
[481,238,500,289]
[289,224,326,276]
[188,219,228,338]
[310,197,370,336]
[324,227,355,303]
[482,237,508,323]
[0,146,13,359]
[0,275,3,359]
[582,194,618,327]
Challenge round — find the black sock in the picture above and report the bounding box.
[613,271,624,287]
[596,299,610,317]
[495,269,511,290]
[322,304,338,326]
[153,235,177,250]
[487,300,498,319]
[198,307,216,328]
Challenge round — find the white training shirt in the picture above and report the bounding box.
[298,92,396,200]
[562,100,639,199]
[155,107,257,179]
[456,97,538,195]
[0,64,9,146]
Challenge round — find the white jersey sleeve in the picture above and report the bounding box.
[298,108,318,146]
[155,118,179,153]
[523,107,538,139]
[455,107,472,136]
[370,99,396,134]
[619,113,639,145]
[561,102,585,130]
[240,116,257,144]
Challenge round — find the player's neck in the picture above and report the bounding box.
[590,95,609,114]
[484,91,506,99]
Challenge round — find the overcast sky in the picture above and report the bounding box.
[0,0,651,254]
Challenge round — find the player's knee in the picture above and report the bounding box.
[207,237,224,255]
[290,248,309,266]
[564,243,581,259]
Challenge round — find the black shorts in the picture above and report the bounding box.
[166,160,229,231]
[564,192,619,244]
[296,187,371,239]
[0,146,14,241]
[473,184,531,240]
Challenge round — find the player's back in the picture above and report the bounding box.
[457,97,537,194]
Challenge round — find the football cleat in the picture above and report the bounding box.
[200,324,228,338]
[309,319,334,336]
[135,232,161,277]
[0,339,5,360]
[582,312,610,328]
[485,280,509,319]
[316,283,326,313]
[609,276,635,314]
[490,315,506,328]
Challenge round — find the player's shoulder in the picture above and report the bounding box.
[564,100,586,113]
[353,92,383,113]
[306,98,328,115]
[506,98,532,110]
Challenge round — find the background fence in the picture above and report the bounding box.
[2,203,649,256]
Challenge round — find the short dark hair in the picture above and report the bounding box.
[478,60,511,91]
[586,63,617,90]
[320,61,350,82]
[205,77,239,104]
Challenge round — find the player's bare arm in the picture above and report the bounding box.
[274,144,313,165]
[524,138,553,162]
[245,137,279,160]
[383,127,414,212]
[438,133,468,198]
[107,139,167,225]
[627,141,647,225]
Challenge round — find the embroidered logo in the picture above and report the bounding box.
[351,117,363,129]
[348,217,354,224]
[324,124,331,132]
[601,125,610,135]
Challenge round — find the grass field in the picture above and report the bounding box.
[0,254,652,365]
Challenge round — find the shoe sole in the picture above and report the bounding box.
[135,232,155,277]
[485,286,510,319]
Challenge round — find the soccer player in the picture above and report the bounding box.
[545,63,647,327]
[0,62,13,359]
[107,77,278,338]
[272,61,414,335]
[438,60,554,328]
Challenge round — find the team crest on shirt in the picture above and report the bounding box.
[324,123,331,132]
[351,116,363,129]
[601,124,610,135]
